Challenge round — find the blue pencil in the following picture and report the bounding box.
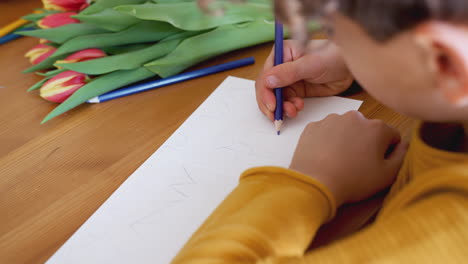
[0,33,22,45]
[0,27,34,45]
[87,57,255,103]
[274,20,284,135]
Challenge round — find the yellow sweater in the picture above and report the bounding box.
[172,124,468,263]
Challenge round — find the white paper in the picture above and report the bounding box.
[47,76,362,264]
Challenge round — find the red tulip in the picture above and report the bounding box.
[25,44,57,65]
[40,71,89,103]
[55,48,107,66]
[38,12,80,29]
[42,0,90,12]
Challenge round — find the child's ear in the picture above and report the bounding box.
[413,22,468,107]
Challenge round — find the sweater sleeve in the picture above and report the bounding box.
[173,166,468,264]
[171,166,337,264]
[293,192,468,263]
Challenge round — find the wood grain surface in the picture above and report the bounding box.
[0,1,415,263]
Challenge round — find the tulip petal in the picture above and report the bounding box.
[42,67,155,123]
[38,12,80,29]
[25,44,57,65]
[40,71,89,103]
[42,84,84,103]
[55,48,106,65]
[32,49,57,65]
[42,0,90,12]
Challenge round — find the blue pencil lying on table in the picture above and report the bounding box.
[0,27,34,45]
[87,57,255,103]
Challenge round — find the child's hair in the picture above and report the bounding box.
[339,0,468,41]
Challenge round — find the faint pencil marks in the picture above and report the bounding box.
[128,166,198,235]
[164,131,189,151]
[169,167,196,199]
[129,199,181,231]
[217,145,234,151]
[216,141,253,155]
[222,100,231,113]
[196,97,232,120]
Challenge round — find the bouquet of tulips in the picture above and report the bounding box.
[21,0,276,123]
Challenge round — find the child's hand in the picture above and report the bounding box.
[256,40,354,121]
[289,111,409,206]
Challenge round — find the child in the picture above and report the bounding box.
[173,0,468,262]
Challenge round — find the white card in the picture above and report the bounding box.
[47,76,362,264]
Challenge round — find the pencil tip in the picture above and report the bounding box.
[87,97,100,103]
[274,120,283,135]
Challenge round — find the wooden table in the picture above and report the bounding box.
[0,1,415,263]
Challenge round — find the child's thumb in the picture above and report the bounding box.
[263,58,309,89]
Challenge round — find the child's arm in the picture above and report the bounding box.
[172,112,408,263]
[173,181,467,263]
[302,184,468,263]
[172,166,336,264]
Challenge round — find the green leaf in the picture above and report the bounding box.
[54,21,182,56]
[35,68,67,77]
[22,22,37,29]
[115,1,272,31]
[102,43,152,55]
[57,31,202,75]
[18,23,110,44]
[80,0,147,15]
[145,19,275,77]
[21,10,60,22]
[28,77,51,92]
[151,0,195,3]
[152,0,270,2]
[41,67,155,123]
[57,38,181,75]
[73,8,140,32]
[23,53,69,73]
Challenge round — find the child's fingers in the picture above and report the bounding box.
[385,141,409,172]
[305,83,349,97]
[288,97,304,112]
[374,122,402,156]
[255,75,275,121]
[263,108,274,121]
[256,94,275,121]
[262,41,310,89]
[255,75,277,114]
[282,89,304,117]
[284,101,298,118]
[263,59,309,90]
[256,40,306,121]
[264,40,303,68]
[284,86,299,99]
